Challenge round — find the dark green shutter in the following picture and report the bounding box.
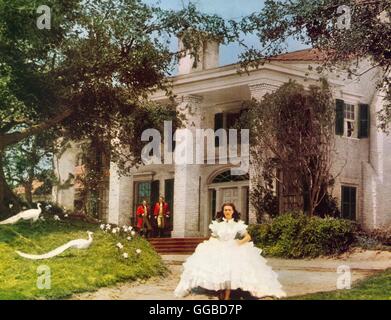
[211,189,216,219]
[151,180,160,207]
[226,113,239,129]
[358,103,369,138]
[214,113,223,147]
[164,179,174,231]
[335,99,344,136]
[227,113,240,145]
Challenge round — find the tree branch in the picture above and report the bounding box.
[0,107,73,149]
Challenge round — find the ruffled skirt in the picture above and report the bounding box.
[174,238,286,298]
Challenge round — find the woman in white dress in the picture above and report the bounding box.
[174,203,286,300]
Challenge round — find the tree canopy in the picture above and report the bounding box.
[244,80,336,216]
[0,0,239,215]
[238,0,391,129]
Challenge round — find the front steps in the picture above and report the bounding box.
[148,237,208,254]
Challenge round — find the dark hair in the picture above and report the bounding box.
[216,203,240,222]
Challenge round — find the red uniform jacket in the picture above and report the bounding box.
[153,202,170,217]
[136,205,150,229]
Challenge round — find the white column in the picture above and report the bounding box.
[172,95,203,237]
[363,90,391,230]
[107,161,132,226]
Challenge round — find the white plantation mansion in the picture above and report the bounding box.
[53,40,391,237]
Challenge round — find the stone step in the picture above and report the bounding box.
[148,237,207,254]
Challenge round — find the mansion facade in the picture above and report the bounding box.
[53,40,391,237]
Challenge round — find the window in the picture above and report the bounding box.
[134,181,151,208]
[341,186,357,220]
[212,170,249,183]
[344,103,355,137]
[133,180,160,221]
[336,100,370,138]
[214,110,246,147]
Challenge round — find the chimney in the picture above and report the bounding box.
[178,37,220,75]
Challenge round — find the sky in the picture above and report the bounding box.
[143,0,310,66]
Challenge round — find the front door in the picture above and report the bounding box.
[134,180,159,226]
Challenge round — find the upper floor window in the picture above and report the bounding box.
[335,99,369,139]
[214,110,247,147]
[344,103,355,138]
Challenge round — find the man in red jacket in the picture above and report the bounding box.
[136,200,152,238]
[153,196,170,237]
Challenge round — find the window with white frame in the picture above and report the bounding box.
[344,103,356,138]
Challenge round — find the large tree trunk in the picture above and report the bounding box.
[0,152,22,218]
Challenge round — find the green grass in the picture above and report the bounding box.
[288,269,391,300]
[0,219,167,300]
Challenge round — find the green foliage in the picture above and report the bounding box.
[249,212,357,258]
[3,134,54,200]
[314,192,341,218]
[245,80,335,215]
[248,157,279,222]
[0,219,166,299]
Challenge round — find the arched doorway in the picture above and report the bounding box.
[208,170,249,223]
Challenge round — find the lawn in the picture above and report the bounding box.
[0,219,167,300]
[289,269,391,300]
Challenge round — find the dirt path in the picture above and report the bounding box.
[71,248,391,300]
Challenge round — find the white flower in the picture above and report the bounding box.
[131,231,136,236]
[112,228,117,234]
[116,242,124,249]
[127,236,132,241]
[53,215,60,221]
[127,226,133,231]
[123,252,128,259]
[64,214,69,218]
[136,249,142,255]
[106,224,111,230]
[9,204,13,209]
[100,224,105,230]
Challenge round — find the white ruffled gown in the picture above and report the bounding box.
[174,219,286,298]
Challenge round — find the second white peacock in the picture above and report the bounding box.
[0,203,42,225]
[16,231,94,260]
